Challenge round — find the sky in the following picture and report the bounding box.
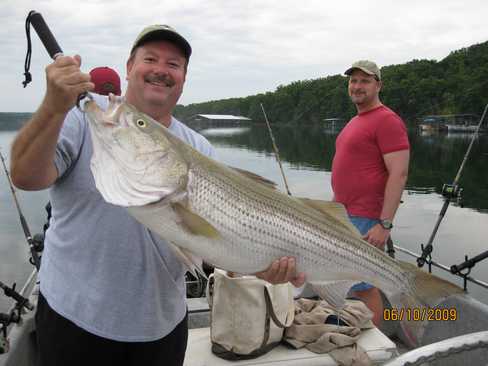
[1,0,487,112]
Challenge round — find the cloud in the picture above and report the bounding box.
[1,0,487,111]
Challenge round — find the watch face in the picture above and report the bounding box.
[380,220,393,229]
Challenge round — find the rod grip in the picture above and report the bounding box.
[29,11,63,59]
[451,250,488,274]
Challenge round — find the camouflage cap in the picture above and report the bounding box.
[345,60,381,80]
[130,24,192,60]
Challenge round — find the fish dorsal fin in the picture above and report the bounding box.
[171,202,220,239]
[298,198,361,238]
[166,241,206,279]
[228,166,278,190]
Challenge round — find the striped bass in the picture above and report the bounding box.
[84,95,463,347]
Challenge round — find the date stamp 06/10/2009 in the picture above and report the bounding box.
[383,307,458,322]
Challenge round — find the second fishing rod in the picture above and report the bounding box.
[0,150,42,270]
[417,102,488,270]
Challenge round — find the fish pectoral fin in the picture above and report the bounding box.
[309,280,359,310]
[228,166,278,190]
[297,198,361,238]
[167,241,206,279]
[171,202,220,239]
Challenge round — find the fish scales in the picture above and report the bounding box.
[188,163,406,291]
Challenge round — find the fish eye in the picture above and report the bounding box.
[136,119,146,128]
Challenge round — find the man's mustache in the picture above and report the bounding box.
[145,73,176,87]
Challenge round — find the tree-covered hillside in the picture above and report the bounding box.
[174,41,488,124]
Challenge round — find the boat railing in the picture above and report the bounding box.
[394,244,488,291]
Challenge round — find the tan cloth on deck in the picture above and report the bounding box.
[284,298,374,366]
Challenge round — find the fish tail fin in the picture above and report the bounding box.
[388,261,464,348]
[399,261,464,305]
[388,292,424,348]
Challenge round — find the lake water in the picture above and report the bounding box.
[1,117,487,312]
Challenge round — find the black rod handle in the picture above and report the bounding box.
[29,11,63,59]
[0,282,34,311]
[451,250,488,274]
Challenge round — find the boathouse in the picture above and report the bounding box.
[419,114,479,132]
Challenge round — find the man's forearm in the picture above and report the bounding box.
[11,54,94,191]
[10,102,66,190]
[380,173,407,221]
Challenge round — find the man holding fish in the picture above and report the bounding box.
[9,25,302,366]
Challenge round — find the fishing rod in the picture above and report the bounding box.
[260,103,292,196]
[0,281,34,312]
[417,102,488,270]
[0,150,41,270]
[23,10,63,88]
[23,10,89,106]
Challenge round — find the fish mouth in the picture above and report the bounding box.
[85,94,127,129]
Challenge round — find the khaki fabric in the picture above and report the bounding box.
[284,298,374,366]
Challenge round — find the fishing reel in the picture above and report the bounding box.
[0,280,35,354]
[32,233,45,252]
[0,326,9,354]
[0,311,20,354]
[441,183,463,207]
[27,233,44,268]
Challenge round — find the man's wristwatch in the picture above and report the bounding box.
[379,219,393,230]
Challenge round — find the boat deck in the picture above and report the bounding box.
[185,298,398,365]
[3,279,488,366]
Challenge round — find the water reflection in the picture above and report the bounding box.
[188,122,488,213]
[192,123,488,303]
[0,113,31,131]
[199,127,251,137]
[408,130,488,212]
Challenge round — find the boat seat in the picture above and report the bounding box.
[183,326,397,366]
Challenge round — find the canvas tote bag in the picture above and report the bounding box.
[207,268,295,360]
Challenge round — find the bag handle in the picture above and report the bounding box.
[208,273,295,328]
[263,285,294,328]
[206,273,214,308]
[259,285,294,350]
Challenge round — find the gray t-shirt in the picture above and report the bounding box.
[39,94,215,341]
